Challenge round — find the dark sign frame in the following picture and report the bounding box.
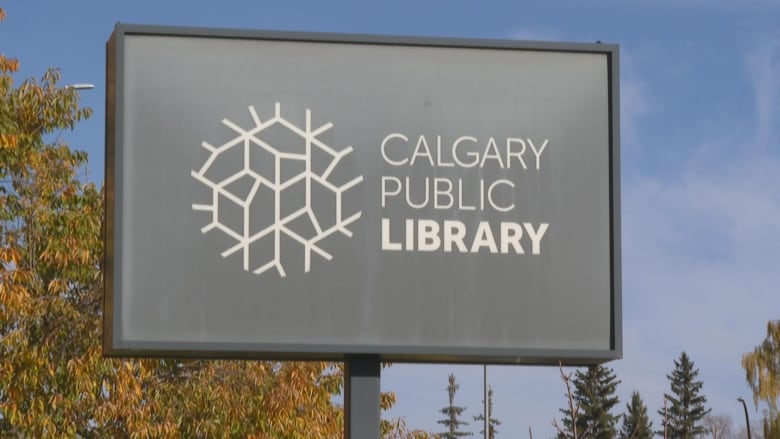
[105,24,621,365]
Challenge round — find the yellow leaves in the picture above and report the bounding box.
[0,40,389,434]
[743,320,780,412]
[256,361,343,437]
[0,276,31,316]
[0,132,18,148]
[1,52,105,434]
[0,18,31,81]
[66,357,81,375]
[38,245,92,270]
[48,393,64,410]
[381,390,398,410]
[77,248,91,264]
[0,246,21,266]
[133,380,143,399]
[47,278,65,294]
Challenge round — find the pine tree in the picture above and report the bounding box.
[437,374,472,438]
[619,391,653,439]
[558,365,621,438]
[473,386,500,439]
[658,352,711,438]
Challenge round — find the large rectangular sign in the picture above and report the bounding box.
[105,24,621,364]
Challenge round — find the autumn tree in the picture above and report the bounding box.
[619,391,653,439]
[473,385,500,439]
[659,352,711,438]
[0,8,116,435]
[438,373,472,438]
[743,320,780,422]
[762,415,780,439]
[0,9,421,438]
[557,365,621,439]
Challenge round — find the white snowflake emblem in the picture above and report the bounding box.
[191,103,363,277]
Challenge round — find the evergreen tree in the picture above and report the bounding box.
[619,391,653,439]
[437,374,472,438]
[658,352,711,438]
[558,365,621,438]
[473,385,500,439]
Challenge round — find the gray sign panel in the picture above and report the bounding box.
[105,24,621,365]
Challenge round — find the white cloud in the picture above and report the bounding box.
[385,152,780,435]
[507,28,565,43]
[615,52,780,423]
[619,51,653,156]
[384,29,780,439]
[747,37,780,149]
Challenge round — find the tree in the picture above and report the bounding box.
[742,320,780,439]
[702,414,733,439]
[553,363,588,439]
[619,391,653,439]
[742,321,780,415]
[0,9,421,438]
[557,365,621,439]
[762,415,780,439]
[438,373,472,438]
[659,351,711,438]
[473,385,500,439]
[727,419,764,439]
[0,9,117,436]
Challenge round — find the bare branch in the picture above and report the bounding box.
[552,361,585,439]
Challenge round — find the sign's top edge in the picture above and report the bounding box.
[110,22,619,54]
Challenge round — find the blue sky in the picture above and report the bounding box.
[3,0,780,436]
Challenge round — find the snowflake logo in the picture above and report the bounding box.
[191,103,363,277]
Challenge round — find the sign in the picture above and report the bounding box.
[105,24,621,364]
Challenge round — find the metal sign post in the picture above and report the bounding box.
[344,355,381,438]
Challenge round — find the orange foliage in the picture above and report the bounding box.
[0,9,428,438]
